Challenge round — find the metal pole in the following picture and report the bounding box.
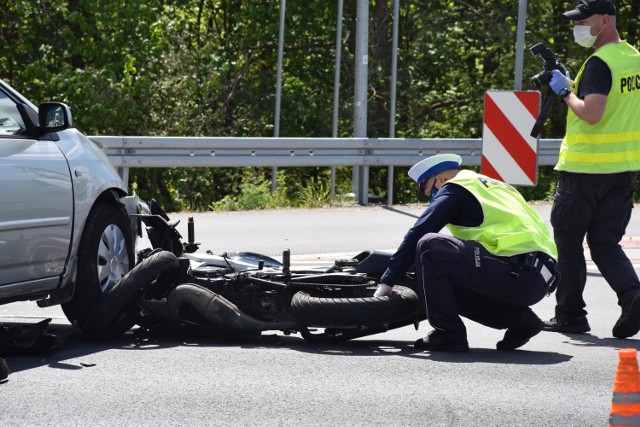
[273,0,286,191]
[387,0,399,206]
[354,0,369,205]
[331,0,344,197]
[514,0,527,90]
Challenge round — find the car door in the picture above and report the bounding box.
[0,88,73,288]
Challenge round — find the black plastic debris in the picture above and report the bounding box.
[0,318,59,356]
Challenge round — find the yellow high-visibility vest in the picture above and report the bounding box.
[556,41,640,173]
[446,171,557,259]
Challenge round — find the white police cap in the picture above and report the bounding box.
[408,153,463,185]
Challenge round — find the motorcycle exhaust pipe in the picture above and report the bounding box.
[167,283,300,334]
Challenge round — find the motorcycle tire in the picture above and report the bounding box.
[290,285,418,327]
[300,316,417,343]
[81,251,180,340]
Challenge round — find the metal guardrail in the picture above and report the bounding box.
[93,136,562,201]
[96,136,561,167]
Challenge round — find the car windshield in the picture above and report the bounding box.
[0,91,26,135]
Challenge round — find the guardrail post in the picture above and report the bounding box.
[118,167,130,188]
[387,0,400,206]
[331,0,344,198]
[354,0,369,205]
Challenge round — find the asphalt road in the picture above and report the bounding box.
[2,202,640,426]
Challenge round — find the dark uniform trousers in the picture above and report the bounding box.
[415,233,555,340]
[551,171,640,320]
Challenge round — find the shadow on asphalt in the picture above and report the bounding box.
[1,322,575,379]
[382,205,421,219]
[279,336,574,365]
[549,331,640,351]
[0,324,245,376]
[7,321,640,378]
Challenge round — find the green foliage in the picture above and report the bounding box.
[211,180,280,211]
[514,167,559,202]
[207,169,355,211]
[298,179,332,209]
[3,1,640,208]
[208,169,355,211]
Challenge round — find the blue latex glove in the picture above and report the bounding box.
[550,69,571,96]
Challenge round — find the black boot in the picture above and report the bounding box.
[613,293,640,339]
[414,330,469,352]
[0,358,9,381]
[543,316,590,333]
[497,309,544,351]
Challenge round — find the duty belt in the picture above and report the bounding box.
[508,251,558,294]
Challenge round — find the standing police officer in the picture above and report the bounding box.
[544,0,640,337]
[375,154,558,352]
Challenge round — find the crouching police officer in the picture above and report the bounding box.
[375,154,558,352]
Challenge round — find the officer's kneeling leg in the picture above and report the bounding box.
[415,233,472,339]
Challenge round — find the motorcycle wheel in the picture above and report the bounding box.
[290,285,418,327]
[81,251,180,340]
[300,317,417,343]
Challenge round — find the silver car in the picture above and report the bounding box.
[0,78,138,329]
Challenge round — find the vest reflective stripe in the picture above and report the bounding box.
[556,42,640,173]
[609,413,640,426]
[444,171,557,258]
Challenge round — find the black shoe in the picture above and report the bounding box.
[613,293,640,339]
[0,358,8,381]
[543,316,590,334]
[497,310,544,351]
[414,330,469,352]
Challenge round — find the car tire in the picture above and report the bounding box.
[289,285,419,327]
[62,202,134,328]
[82,251,180,340]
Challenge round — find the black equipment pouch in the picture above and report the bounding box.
[508,252,558,295]
[509,252,538,272]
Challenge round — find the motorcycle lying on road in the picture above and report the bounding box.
[81,200,421,343]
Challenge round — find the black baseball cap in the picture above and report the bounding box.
[563,0,616,20]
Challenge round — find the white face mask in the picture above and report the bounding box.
[573,17,603,48]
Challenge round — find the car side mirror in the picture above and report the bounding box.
[38,102,73,132]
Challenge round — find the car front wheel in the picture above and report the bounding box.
[62,202,134,328]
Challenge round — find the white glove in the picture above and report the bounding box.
[374,283,394,297]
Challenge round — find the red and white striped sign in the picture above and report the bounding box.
[481,90,540,186]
